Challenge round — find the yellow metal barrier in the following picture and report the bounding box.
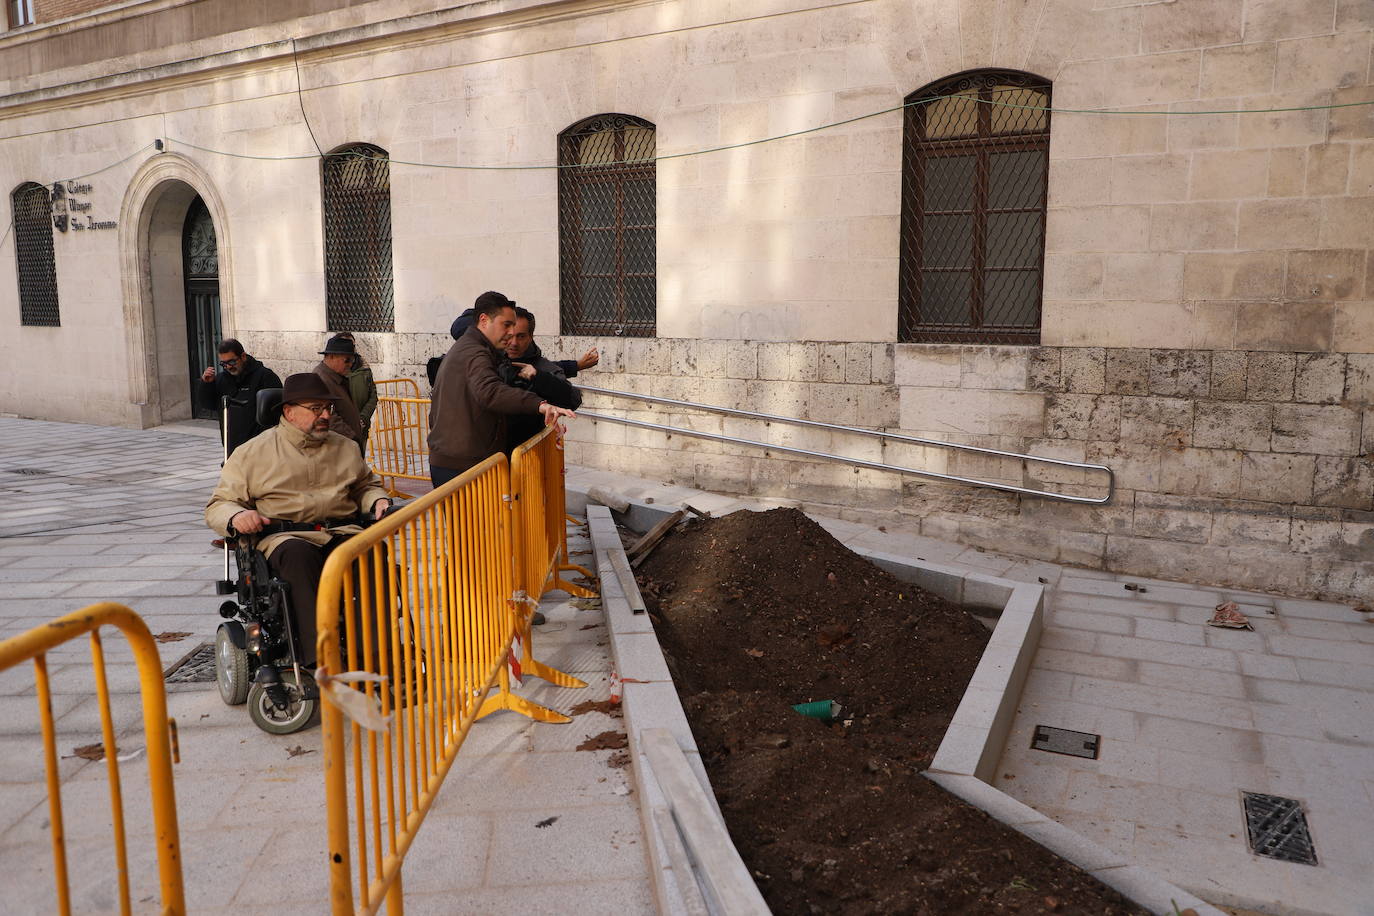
[317,453,568,915]
[0,603,185,915]
[476,426,594,716]
[367,396,431,497]
[375,377,421,398]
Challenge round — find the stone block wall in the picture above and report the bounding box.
[520,336,1370,603]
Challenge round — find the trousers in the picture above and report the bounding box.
[266,537,342,667]
[267,537,397,667]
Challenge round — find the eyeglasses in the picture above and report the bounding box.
[218,357,241,368]
[289,402,334,416]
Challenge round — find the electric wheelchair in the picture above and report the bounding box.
[212,388,402,735]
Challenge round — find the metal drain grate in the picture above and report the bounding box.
[1031,725,1100,760]
[1243,792,1318,865]
[164,643,215,684]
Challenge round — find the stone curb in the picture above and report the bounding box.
[581,492,1226,916]
[586,505,731,916]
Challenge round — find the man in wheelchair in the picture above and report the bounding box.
[205,373,393,733]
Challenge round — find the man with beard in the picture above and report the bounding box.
[205,373,391,667]
[428,291,576,488]
[196,338,282,456]
[503,306,583,454]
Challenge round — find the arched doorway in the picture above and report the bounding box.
[118,153,234,429]
[182,196,221,419]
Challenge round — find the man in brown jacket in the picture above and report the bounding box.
[315,335,368,453]
[206,373,392,666]
[428,291,575,487]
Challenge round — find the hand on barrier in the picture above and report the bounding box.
[539,402,575,428]
[372,498,393,521]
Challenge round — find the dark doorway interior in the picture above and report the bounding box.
[183,196,222,420]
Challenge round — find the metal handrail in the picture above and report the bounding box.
[577,385,1114,505]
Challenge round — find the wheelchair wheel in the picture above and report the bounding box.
[215,627,250,706]
[247,669,317,735]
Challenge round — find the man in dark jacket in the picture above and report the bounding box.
[427,292,576,488]
[427,305,600,387]
[504,307,583,454]
[197,338,283,456]
[314,335,368,453]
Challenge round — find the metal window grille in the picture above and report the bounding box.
[558,114,656,337]
[899,71,1051,344]
[322,143,394,332]
[13,181,59,326]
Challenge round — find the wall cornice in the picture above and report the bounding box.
[0,0,632,120]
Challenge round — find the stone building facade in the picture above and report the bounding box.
[1,0,1370,599]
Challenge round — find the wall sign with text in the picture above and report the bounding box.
[51,181,118,233]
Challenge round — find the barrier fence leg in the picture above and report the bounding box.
[552,455,596,598]
[552,520,596,599]
[476,643,571,724]
[514,607,587,690]
[386,870,404,916]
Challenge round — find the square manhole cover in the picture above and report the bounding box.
[1031,725,1100,760]
[164,643,215,684]
[1242,792,1318,865]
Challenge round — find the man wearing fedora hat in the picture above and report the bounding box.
[205,372,392,667]
[315,335,368,453]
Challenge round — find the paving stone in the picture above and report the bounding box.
[1136,660,1247,698]
[1051,592,1178,620]
[1036,626,1098,654]
[1046,608,1135,635]
[1268,634,1374,663]
[1153,747,1270,797]
[1135,715,1265,765]
[1274,596,1366,621]
[1073,677,1254,729]
[1094,634,1240,672]
[1033,647,1138,681]
[1132,617,1208,645]
[1250,701,1330,741]
[1292,656,1374,689]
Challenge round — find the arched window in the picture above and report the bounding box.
[12,181,59,326]
[322,143,393,331]
[558,114,656,337]
[899,70,1051,343]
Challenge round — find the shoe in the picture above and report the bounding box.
[211,538,226,549]
[532,612,546,625]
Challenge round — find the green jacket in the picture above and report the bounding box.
[347,357,378,430]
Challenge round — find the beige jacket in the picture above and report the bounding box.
[205,417,390,557]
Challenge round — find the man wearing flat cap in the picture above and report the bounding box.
[205,373,392,667]
[315,335,368,453]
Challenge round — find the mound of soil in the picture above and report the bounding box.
[635,508,1146,916]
